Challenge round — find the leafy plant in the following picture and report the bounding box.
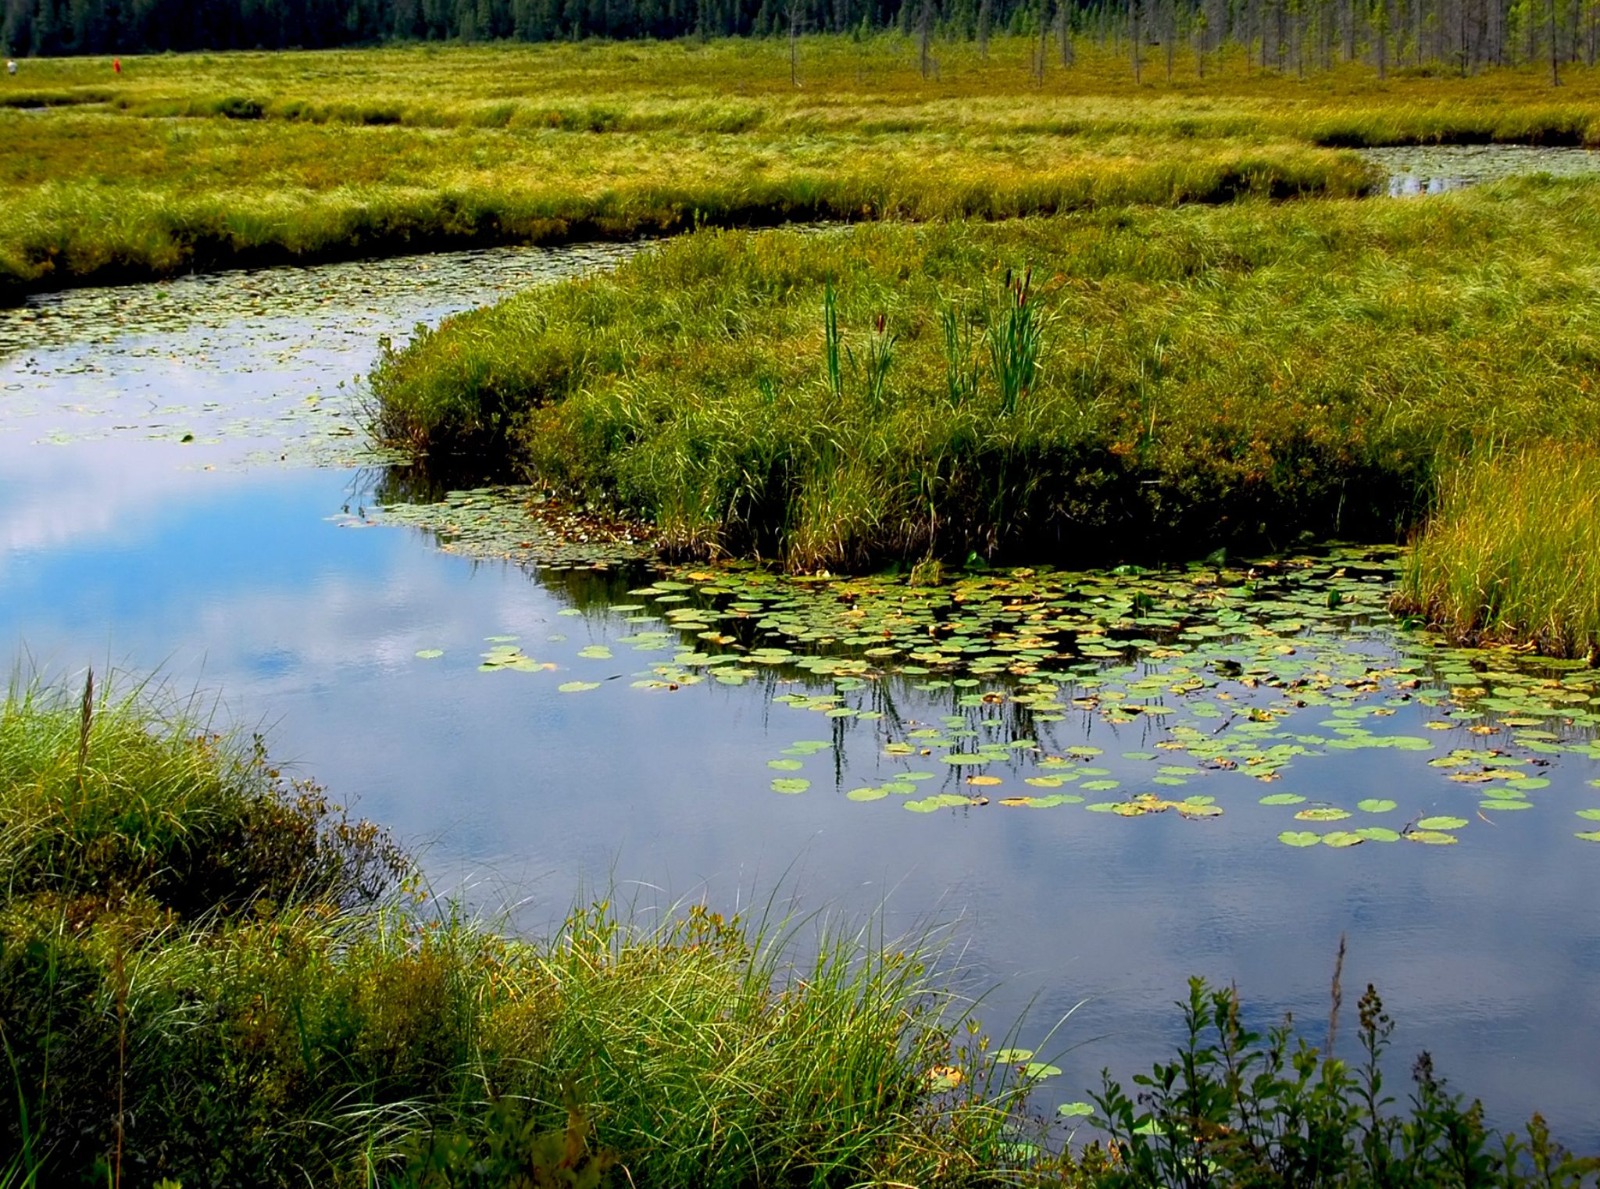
[1085,977,1600,1187]
[987,268,1043,417]
[393,1098,616,1189]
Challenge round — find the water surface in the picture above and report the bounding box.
[2,245,1598,1148]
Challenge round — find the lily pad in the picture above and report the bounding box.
[1295,807,1352,822]
[1416,816,1469,831]
[1278,831,1321,847]
[847,786,889,802]
[1323,831,1365,848]
[1058,1102,1095,1119]
[1356,799,1398,814]
[558,681,601,693]
[768,759,805,771]
[992,1049,1034,1063]
[1259,793,1307,806]
[414,648,444,659]
[771,778,811,795]
[1406,830,1459,845]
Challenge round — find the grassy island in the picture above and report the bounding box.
[372,184,1600,587]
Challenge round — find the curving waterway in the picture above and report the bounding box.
[2,239,1598,1149]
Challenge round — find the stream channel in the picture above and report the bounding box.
[2,214,1599,1149]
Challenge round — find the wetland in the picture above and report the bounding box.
[5,37,1600,1186]
[4,233,1600,1180]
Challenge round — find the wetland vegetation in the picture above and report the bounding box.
[7,26,1600,1183]
[11,39,1600,300]
[372,187,1600,601]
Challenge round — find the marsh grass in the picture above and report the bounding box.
[15,37,1600,296]
[0,673,1020,1187]
[1398,445,1600,659]
[372,181,1600,572]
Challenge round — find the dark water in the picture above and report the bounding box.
[2,246,1598,1149]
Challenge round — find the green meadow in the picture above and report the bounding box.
[11,37,1600,299]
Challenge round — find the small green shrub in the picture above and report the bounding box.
[1080,978,1600,1187]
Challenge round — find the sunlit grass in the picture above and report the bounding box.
[1398,445,1600,659]
[372,179,1600,572]
[10,37,1600,294]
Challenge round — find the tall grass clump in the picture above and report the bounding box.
[1398,444,1600,659]
[0,672,1019,1187]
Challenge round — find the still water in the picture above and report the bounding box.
[2,242,1598,1148]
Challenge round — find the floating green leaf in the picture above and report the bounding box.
[904,793,974,812]
[1278,831,1321,848]
[847,787,888,802]
[1416,816,1469,830]
[1406,830,1458,845]
[1294,807,1351,822]
[1356,799,1397,814]
[768,758,804,771]
[558,680,601,693]
[1323,831,1365,848]
[771,778,811,795]
[1260,793,1307,806]
[414,649,444,659]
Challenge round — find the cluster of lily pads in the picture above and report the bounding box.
[376,486,654,568]
[393,506,1600,846]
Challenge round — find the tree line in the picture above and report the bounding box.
[3,0,1592,83]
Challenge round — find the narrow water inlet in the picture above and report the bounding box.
[1359,142,1600,195]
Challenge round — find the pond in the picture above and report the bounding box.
[1360,142,1600,195]
[2,243,1598,1151]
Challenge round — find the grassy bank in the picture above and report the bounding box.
[0,673,1019,1186]
[12,38,1600,297]
[1398,446,1600,660]
[6,673,1598,1185]
[370,180,1600,572]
